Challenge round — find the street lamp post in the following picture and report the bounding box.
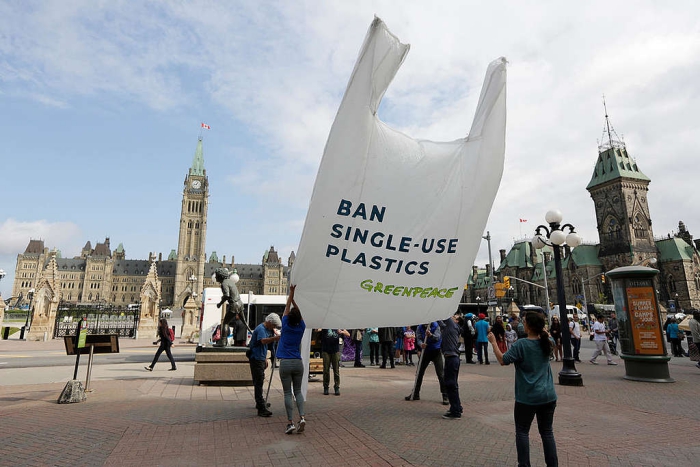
[533,210,584,387]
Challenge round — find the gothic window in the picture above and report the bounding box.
[668,275,676,293]
[572,278,581,296]
[695,273,700,290]
[602,216,622,242]
[633,213,648,238]
[89,293,93,300]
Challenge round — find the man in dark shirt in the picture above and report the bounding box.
[319,328,350,395]
[439,313,463,419]
[406,322,447,404]
[248,313,281,417]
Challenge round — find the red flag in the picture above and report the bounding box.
[519,218,527,223]
[201,123,211,130]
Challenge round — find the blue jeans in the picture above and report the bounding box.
[278,359,305,421]
[514,401,558,467]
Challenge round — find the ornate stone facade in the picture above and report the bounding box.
[10,138,294,339]
[469,118,700,313]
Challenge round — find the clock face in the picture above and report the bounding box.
[191,180,201,189]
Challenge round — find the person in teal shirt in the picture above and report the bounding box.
[488,310,558,467]
[474,314,491,364]
[667,316,684,357]
[366,327,380,366]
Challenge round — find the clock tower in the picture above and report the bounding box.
[175,137,208,333]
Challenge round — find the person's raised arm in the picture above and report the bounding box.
[487,331,505,365]
[283,284,296,317]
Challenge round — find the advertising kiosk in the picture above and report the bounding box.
[607,266,673,383]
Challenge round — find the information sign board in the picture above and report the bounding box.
[626,286,664,355]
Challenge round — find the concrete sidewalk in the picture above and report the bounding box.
[1,344,699,466]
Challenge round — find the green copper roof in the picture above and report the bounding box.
[209,251,219,262]
[497,241,534,272]
[115,243,124,253]
[167,249,177,261]
[655,237,696,262]
[569,244,602,266]
[587,146,650,190]
[467,268,490,288]
[189,138,205,176]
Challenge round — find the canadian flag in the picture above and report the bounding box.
[519,218,527,223]
[201,123,211,130]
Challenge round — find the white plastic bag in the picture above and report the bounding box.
[292,18,507,328]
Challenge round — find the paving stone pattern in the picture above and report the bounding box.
[1,351,700,466]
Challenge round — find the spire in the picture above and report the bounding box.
[598,95,624,153]
[189,137,205,176]
[587,99,649,190]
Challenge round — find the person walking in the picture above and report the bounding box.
[667,316,684,357]
[350,328,365,367]
[319,328,349,395]
[505,323,518,350]
[379,326,396,368]
[549,316,562,362]
[688,309,700,368]
[403,326,416,366]
[462,313,476,364]
[589,315,617,365]
[488,310,558,467]
[145,318,177,372]
[366,327,380,366]
[276,285,307,435]
[492,315,507,354]
[439,312,463,419]
[608,312,619,354]
[475,314,490,364]
[569,315,582,363]
[405,322,448,404]
[248,313,282,417]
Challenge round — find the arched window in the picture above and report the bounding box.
[695,273,700,291]
[668,275,677,293]
[572,278,581,296]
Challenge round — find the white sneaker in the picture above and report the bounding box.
[296,418,306,433]
[607,361,618,365]
[285,423,296,434]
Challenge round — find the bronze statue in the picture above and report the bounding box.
[214,268,247,346]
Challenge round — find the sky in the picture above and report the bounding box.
[1,1,699,298]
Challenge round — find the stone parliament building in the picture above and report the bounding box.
[468,115,700,313]
[8,138,293,340]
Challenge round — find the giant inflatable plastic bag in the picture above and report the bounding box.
[292,17,507,328]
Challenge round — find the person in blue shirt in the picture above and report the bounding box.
[248,313,282,417]
[488,310,558,467]
[667,316,684,357]
[474,313,491,364]
[276,285,307,435]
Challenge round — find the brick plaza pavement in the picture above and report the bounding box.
[1,342,699,467]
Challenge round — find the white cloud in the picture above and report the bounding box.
[1,0,698,272]
[0,219,83,256]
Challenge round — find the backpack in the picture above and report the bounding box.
[168,328,175,342]
[516,321,527,339]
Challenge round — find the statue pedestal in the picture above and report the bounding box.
[194,347,256,385]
